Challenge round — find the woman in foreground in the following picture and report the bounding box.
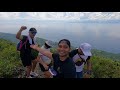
[30,39,76,78]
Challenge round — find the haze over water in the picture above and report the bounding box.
[0,21,120,53]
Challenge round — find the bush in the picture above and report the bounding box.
[0,39,22,78]
[91,56,120,78]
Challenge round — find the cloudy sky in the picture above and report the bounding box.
[0,12,120,21]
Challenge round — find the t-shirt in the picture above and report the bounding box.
[52,53,76,78]
[39,45,51,65]
[69,49,88,72]
[20,35,31,54]
[20,35,37,60]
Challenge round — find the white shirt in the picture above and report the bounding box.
[72,54,88,72]
[39,45,51,65]
[27,35,37,44]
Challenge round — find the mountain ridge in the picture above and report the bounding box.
[0,32,120,61]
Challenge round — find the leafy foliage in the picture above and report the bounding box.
[0,33,120,78]
[92,49,120,61]
[91,56,120,78]
[0,39,22,77]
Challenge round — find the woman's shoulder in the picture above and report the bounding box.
[52,53,59,61]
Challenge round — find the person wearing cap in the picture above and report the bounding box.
[16,26,39,78]
[37,40,53,78]
[69,43,92,78]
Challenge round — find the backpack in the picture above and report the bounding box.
[17,36,28,51]
[75,55,90,66]
[74,55,85,66]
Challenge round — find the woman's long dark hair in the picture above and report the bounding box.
[58,39,71,48]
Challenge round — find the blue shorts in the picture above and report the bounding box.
[76,71,83,78]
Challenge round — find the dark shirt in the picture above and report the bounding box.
[20,35,31,54]
[32,39,35,45]
[69,49,78,58]
[52,53,76,78]
[20,36,35,54]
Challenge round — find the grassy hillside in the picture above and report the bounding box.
[0,38,120,78]
[0,38,22,78]
[0,32,58,47]
[91,56,120,78]
[92,49,120,61]
[0,32,18,44]
[0,32,120,78]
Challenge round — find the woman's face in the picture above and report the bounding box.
[57,42,70,57]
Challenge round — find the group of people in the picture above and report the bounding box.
[16,26,92,78]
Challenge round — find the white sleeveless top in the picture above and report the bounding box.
[73,54,88,72]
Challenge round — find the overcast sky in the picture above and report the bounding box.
[0,12,120,21]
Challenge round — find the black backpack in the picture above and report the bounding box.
[75,55,90,66]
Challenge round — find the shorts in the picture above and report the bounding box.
[20,53,35,67]
[39,63,52,72]
[76,71,83,78]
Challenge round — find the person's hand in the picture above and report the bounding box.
[30,45,38,50]
[20,26,27,31]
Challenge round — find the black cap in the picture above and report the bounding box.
[29,28,37,32]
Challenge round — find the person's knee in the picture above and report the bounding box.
[44,71,52,78]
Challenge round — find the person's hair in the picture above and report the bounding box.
[58,39,71,48]
[45,42,51,48]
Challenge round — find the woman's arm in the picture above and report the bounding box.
[30,45,53,60]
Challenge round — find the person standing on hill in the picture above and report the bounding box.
[16,26,39,78]
[69,43,92,78]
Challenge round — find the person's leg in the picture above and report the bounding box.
[21,60,32,78]
[44,71,52,78]
[25,54,35,78]
[20,54,33,78]
[31,59,37,72]
[30,57,38,77]
[26,65,32,77]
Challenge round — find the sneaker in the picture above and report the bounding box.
[30,72,39,77]
[26,76,33,78]
[48,68,57,76]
